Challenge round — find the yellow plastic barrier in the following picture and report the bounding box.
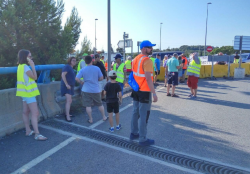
[156,63,250,81]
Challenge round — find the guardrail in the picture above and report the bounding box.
[0,64,65,83]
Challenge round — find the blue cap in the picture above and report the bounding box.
[157,53,161,56]
[114,54,122,59]
[140,40,156,50]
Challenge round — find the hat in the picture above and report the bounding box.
[127,56,132,60]
[114,54,122,59]
[108,70,117,77]
[157,53,161,56]
[140,40,156,50]
[82,53,88,56]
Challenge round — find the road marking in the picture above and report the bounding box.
[11,137,75,174]
[89,103,133,129]
[88,87,164,129]
[50,119,250,173]
[39,125,202,174]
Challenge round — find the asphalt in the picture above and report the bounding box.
[1,77,250,174]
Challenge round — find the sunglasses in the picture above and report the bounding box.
[145,46,153,49]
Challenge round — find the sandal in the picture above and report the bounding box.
[26,130,34,136]
[34,134,47,141]
[171,94,179,97]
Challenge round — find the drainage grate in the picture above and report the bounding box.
[42,120,249,174]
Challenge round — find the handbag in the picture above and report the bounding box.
[128,71,139,91]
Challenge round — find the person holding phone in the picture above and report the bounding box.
[16,49,47,141]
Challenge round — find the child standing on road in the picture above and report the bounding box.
[104,70,122,132]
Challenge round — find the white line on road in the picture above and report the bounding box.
[11,137,75,174]
[39,124,202,174]
[89,103,133,129]
[88,87,164,129]
[51,119,250,173]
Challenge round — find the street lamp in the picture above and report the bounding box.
[160,23,163,51]
[95,18,98,55]
[204,2,212,56]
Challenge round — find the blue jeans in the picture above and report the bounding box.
[118,82,124,96]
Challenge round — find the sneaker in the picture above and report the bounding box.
[188,94,193,97]
[139,139,155,146]
[109,127,114,132]
[116,124,122,130]
[191,95,197,99]
[130,133,139,140]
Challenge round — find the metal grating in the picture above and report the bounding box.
[42,120,249,174]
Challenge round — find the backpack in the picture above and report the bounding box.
[128,71,139,91]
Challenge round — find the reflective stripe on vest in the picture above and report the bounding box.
[16,64,40,97]
[113,63,125,83]
[187,58,201,75]
[100,59,104,65]
[125,60,132,69]
[133,55,154,92]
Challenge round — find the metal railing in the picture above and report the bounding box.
[0,64,65,83]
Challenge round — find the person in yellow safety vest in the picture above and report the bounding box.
[186,52,201,99]
[113,53,126,95]
[234,52,240,63]
[149,55,155,69]
[77,53,88,73]
[77,53,88,81]
[100,56,105,65]
[16,49,47,141]
[125,56,132,72]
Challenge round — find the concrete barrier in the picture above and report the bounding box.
[0,82,81,137]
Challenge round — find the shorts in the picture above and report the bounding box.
[155,70,160,75]
[98,79,107,91]
[61,84,74,96]
[22,97,37,104]
[187,75,199,89]
[178,70,183,77]
[182,69,186,75]
[167,72,178,86]
[107,102,119,113]
[81,92,102,107]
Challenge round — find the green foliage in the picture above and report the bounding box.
[0,0,82,66]
[0,74,16,89]
[77,36,92,58]
[210,46,235,55]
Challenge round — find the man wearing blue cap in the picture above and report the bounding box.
[130,40,158,146]
[113,54,126,95]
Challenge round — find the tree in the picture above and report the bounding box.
[210,46,235,55]
[78,36,92,57]
[0,0,82,66]
[116,48,123,54]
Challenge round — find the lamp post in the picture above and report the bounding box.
[95,18,98,55]
[160,23,163,51]
[107,0,111,71]
[204,2,212,56]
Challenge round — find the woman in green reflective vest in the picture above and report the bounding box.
[16,49,47,141]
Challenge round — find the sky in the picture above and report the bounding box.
[61,0,250,53]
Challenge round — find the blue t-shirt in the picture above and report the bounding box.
[167,57,179,72]
[76,65,103,93]
[61,64,76,86]
[154,58,160,71]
